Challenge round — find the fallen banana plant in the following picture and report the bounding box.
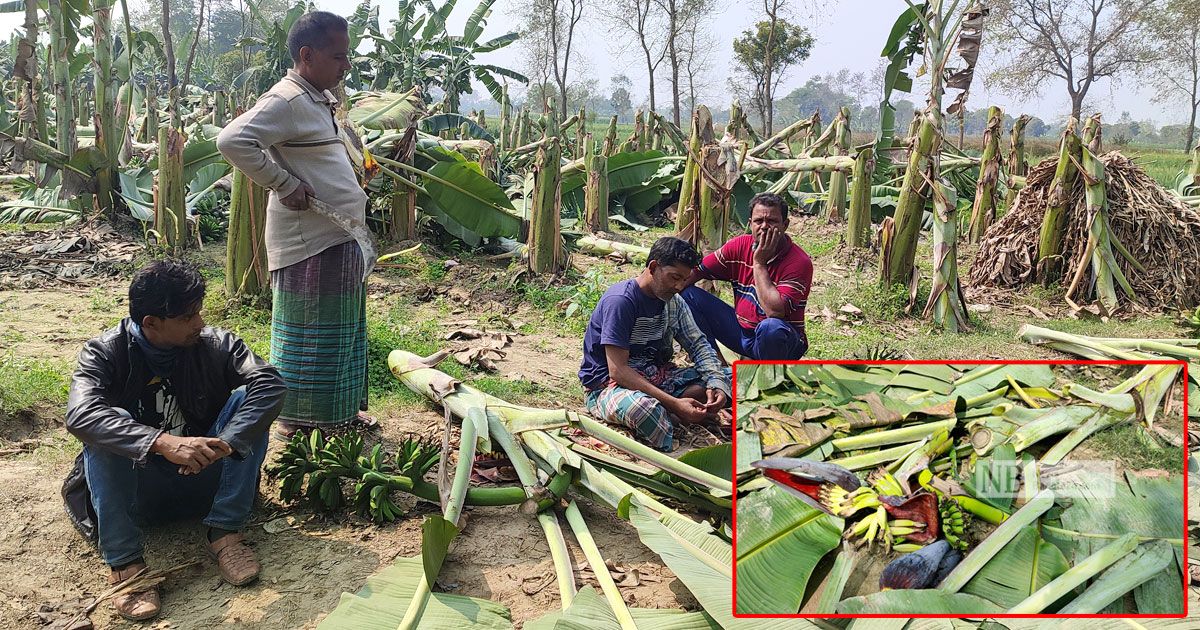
[734,360,1185,615]
[287,350,829,629]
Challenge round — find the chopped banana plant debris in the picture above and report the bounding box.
[734,361,1186,616]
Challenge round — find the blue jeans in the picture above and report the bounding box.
[681,286,808,361]
[83,387,267,567]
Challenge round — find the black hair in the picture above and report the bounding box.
[287,11,349,63]
[749,192,789,221]
[129,259,206,323]
[647,237,701,269]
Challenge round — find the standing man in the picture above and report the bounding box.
[63,260,286,620]
[682,192,812,361]
[579,237,731,452]
[218,11,370,434]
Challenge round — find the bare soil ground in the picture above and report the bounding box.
[0,270,696,629]
[2,214,1197,628]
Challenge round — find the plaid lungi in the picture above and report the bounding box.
[270,240,368,428]
[584,364,705,452]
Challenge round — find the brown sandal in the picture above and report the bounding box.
[109,562,161,621]
[206,532,261,586]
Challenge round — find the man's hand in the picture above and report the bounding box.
[704,388,729,412]
[152,434,233,475]
[670,397,711,424]
[753,227,785,266]
[280,181,316,211]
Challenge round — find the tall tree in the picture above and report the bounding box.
[677,0,717,116]
[182,0,208,91]
[730,17,814,135]
[988,0,1157,120]
[609,73,633,118]
[1143,0,1200,151]
[518,0,585,118]
[601,0,665,114]
[653,0,708,125]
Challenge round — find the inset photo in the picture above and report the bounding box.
[732,361,1187,617]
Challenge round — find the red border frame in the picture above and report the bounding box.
[730,359,1189,619]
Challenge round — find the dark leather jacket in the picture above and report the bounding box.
[66,318,287,462]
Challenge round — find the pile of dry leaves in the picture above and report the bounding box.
[0,223,141,289]
[969,152,1200,310]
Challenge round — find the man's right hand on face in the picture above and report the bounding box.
[670,397,711,424]
[152,434,234,474]
[753,227,784,266]
[280,181,316,211]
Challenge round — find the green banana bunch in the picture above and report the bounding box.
[268,430,324,503]
[269,429,443,522]
[1183,306,1200,332]
[353,439,440,523]
[916,468,971,550]
[939,496,968,551]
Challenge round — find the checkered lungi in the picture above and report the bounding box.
[584,364,706,451]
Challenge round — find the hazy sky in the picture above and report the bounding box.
[0,0,1184,126]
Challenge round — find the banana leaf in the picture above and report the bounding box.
[349,89,424,130]
[626,499,824,629]
[420,113,495,143]
[735,430,763,477]
[0,190,79,223]
[837,590,1003,615]
[733,486,843,614]
[118,167,155,221]
[185,163,231,213]
[560,150,681,219]
[149,136,226,186]
[656,443,733,484]
[607,213,649,231]
[316,555,512,629]
[417,140,471,164]
[523,586,720,630]
[953,364,1055,400]
[420,161,522,243]
[993,618,1199,630]
[730,179,758,227]
[1043,468,1184,614]
[960,525,1070,608]
[614,184,669,219]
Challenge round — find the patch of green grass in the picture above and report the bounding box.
[89,287,120,313]
[422,259,448,283]
[203,292,274,359]
[804,319,900,360]
[1087,423,1183,471]
[1,329,28,345]
[0,356,71,421]
[467,375,548,406]
[795,233,841,258]
[0,222,59,233]
[366,305,467,406]
[1123,148,1194,188]
[821,271,912,320]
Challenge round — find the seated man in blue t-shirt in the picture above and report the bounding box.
[578,237,732,451]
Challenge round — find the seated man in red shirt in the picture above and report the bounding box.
[682,192,812,361]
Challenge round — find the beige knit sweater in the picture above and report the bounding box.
[217,70,368,272]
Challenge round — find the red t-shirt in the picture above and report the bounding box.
[698,234,812,333]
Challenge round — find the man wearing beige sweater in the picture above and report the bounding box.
[217,11,371,435]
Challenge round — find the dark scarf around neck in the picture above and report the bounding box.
[127,319,180,378]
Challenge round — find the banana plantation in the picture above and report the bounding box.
[0,0,1198,628]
